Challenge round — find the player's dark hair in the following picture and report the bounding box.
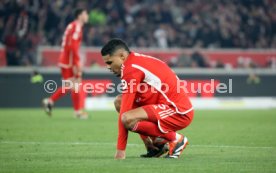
[101,38,130,56]
[74,8,86,19]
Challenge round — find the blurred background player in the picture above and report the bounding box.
[42,8,89,119]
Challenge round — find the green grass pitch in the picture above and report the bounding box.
[0,108,275,173]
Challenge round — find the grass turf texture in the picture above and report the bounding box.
[0,109,275,173]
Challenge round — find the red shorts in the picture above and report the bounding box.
[61,68,74,79]
[143,104,194,133]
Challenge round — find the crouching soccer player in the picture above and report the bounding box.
[101,39,194,159]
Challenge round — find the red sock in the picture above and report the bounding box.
[71,89,81,111]
[132,121,176,142]
[79,83,85,110]
[50,87,70,102]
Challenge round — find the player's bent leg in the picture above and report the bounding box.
[122,107,171,157]
[114,94,122,113]
[121,107,190,159]
[113,96,167,157]
[121,107,149,130]
[142,104,193,159]
[122,107,176,143]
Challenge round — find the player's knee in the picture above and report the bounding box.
[114,95,122,113]
[121,112,135,130]
[121,113,130,129]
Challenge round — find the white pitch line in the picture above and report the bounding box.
[191,144,274,149]
[0,141,274,149]
[0,141,117,146]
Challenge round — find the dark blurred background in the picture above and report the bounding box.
[0,0,275,109]
[0,0,275,66]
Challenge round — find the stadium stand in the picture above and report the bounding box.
[0,0,275,67]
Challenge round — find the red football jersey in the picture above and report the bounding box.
[117,52,193,150]
[58,21,83,68]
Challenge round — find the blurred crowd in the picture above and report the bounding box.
[0,0,275,66]
[168,51,276,69]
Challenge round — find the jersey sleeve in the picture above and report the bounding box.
[116,68,145,150]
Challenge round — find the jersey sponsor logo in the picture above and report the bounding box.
[158,104,166,110]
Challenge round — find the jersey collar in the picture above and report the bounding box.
[121,52,134,78]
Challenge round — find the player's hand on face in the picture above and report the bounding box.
[115,150,126,160]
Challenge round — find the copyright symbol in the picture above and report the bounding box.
[44,80,57,93]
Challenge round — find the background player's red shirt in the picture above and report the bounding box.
[58,21,83,68]
[117,52,193,150]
